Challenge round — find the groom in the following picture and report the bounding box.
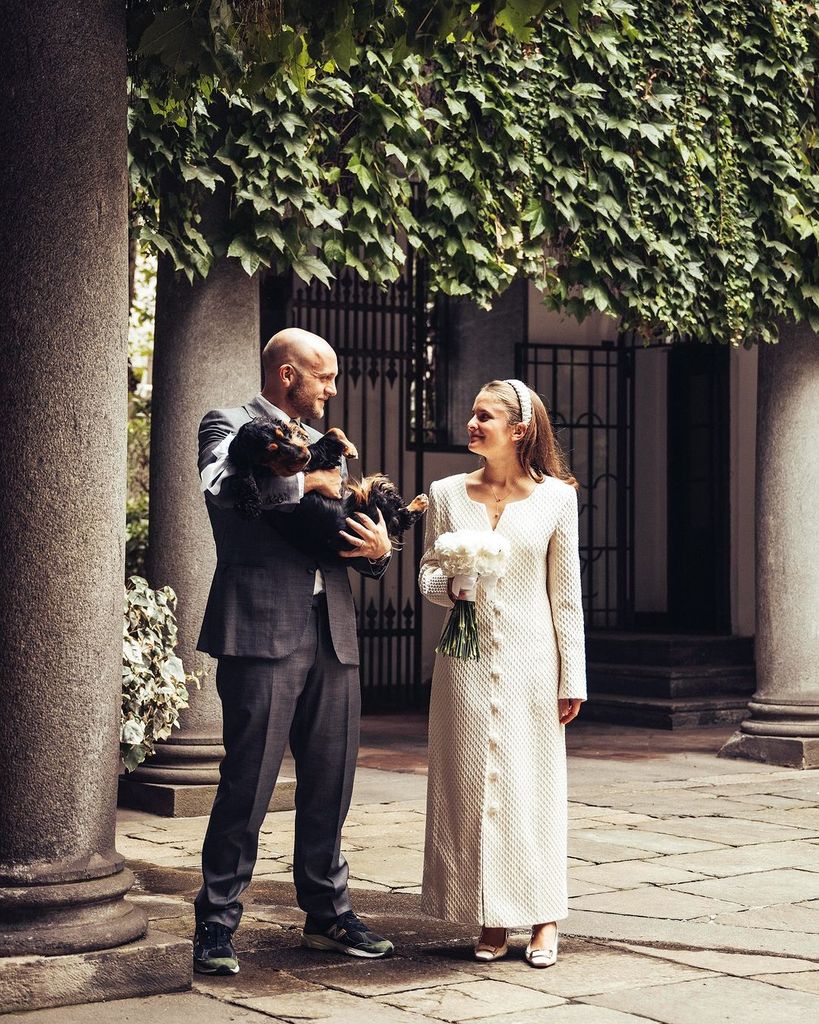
[193,327,394,974]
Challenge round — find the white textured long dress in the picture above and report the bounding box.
[419,472,586,928]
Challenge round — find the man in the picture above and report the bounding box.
[193,328,394,974]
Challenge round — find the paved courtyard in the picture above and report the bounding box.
[8,719,819,1023]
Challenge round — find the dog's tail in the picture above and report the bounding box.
[345,474,392,506]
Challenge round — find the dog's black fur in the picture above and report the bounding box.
[227,415,428,554]
[279,475,429,557]
[228,416,349,518]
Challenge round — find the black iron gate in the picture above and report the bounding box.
[287,256,444,710]
[517,337,635,629]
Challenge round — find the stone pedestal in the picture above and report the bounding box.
[0,929,190,1014]
[0,2,188,1009]
[720,322,819,769]
[123,231,267,813]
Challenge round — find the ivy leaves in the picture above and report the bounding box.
[129,0,819,346]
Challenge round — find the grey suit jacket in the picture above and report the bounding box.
[196,396,388,665]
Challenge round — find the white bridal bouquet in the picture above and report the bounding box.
[433,530,511,660]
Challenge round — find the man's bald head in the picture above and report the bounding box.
[262,327,334,381]
[260,327,338,421]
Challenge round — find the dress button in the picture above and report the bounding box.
[491,670,500,681]
[488,736,498,750]
[494,606,501,616]
[490,703,499,715]
[487,804,497,817]
[488,770,499,782]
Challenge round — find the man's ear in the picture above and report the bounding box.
[279,363,295,386]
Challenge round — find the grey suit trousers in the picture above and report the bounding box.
[194,593,360,930]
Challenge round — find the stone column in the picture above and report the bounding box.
[119,229,264,816]
[720,321,819,768]
[0,2,189,1009]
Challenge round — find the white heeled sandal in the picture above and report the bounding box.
[474,929,509,962]
[524,926,558,968]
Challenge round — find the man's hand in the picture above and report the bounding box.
[304,468,343,499]
[558,698,583,726]
[338,509,391,560]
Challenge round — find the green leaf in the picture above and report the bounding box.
[292,254,335,287]
[561,0,584,30]
[384,143,408,168]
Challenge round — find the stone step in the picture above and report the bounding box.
[586,632,754,668]
[588,662,755,698]
[583,693,750,730]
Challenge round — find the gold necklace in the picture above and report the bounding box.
[487,481,512,521]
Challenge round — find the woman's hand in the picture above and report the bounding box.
[446,576,477,603]
[558,698,582,725]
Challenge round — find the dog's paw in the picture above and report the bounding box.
[406,493,429,513]
[325,427,358,460]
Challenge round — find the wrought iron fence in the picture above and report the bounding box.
[289,255,447,709]
[517,337,635,629]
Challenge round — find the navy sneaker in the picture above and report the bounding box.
[302,910,394,958]
[193,920,239,975]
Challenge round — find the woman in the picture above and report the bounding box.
[418,379,586,967]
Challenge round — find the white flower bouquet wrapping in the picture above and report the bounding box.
[433,530,511,660]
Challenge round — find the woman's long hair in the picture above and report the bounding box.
[481,380,579,489]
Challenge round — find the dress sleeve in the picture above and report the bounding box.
[547,487,587,700]
[418,482,453,608]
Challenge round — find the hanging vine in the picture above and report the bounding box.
[129,0,819,346]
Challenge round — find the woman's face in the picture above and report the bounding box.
[467,391,516,458]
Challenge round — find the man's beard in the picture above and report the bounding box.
[289,372,325,421]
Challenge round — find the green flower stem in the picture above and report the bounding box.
[436,598,480,661]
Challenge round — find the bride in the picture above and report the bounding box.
[418,379,586,967]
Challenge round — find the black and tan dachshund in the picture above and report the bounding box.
[227,415,428,554]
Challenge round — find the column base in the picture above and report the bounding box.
[718,730,819,769]
[118,775,297,817]
[0,927,191,1014]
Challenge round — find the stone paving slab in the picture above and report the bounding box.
[644,840,819,877]
[749,970,819,994]
[570,860,708,889]
[671,867,819,908]
[634,814,819,844]
[285,958,485,996]
[562,909,819,959]
[467,1007,661,1024]
[480,941,708,998]
[568,838,666,864]
[580,974,819,1024]
[235,987,442,1023]
[707,902,819,933]
[3,993,276,1024]
[569,827,728,856]
[569,886,745,921]
[614,942,819,977]
[377,978,565,1021]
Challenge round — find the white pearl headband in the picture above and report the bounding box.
[504,379,532,426]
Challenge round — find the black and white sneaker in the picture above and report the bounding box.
[301,910,394,958]
[193,920,240,975]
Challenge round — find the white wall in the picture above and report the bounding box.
[528,284,619,347]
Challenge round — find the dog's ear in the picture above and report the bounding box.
[234,471,263,518]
